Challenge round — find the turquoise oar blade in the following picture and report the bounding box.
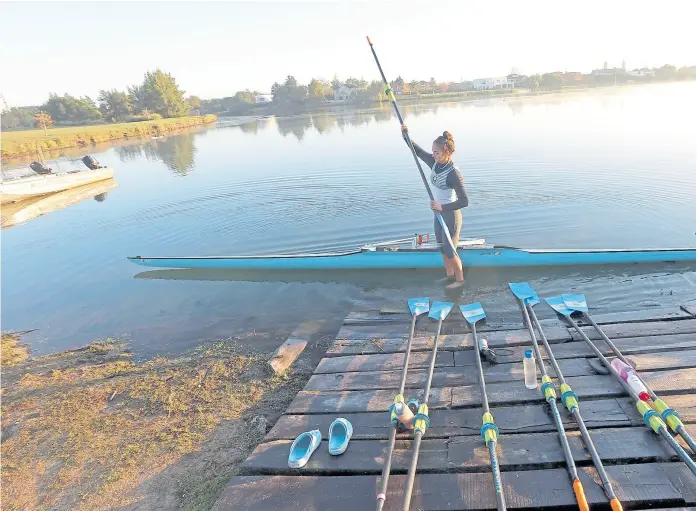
[509,282,536,301]
[428,301,454,320]
[546,296,574,317]
[562,294,588,313]
[408,297,430,316]
[526,292,541,307]
[460,302,486,324]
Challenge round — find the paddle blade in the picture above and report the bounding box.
[526,292,541,307]
[509,282,536,301]
[428,301,454,320]
[408,297,430,316]
[460,302,486,324]
[546,296,574,317]
[562,294,588,313]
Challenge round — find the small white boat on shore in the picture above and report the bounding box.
[0,167,114,204]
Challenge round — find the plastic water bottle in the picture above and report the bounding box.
[523,349,537,389]
[611,358,649,401]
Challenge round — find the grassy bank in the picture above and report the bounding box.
[1,334,321,510]
[1,115,217,160]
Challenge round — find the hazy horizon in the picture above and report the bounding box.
[1,0,694,107]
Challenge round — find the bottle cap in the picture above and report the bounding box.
[524,349,533,358]
[639,391,650,401]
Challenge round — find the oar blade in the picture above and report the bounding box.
[546,296,574,317]
[428,301,454,320]
[562,294,588,313]
[459,302,486,324]
[526,292,541,306]
[509,282,536,301]
[408,297,430,316]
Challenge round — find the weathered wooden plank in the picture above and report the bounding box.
[327,327,572,356]
[314,351,454,374]
[305,349,696,392]
[242,425,696,475]
[286,387,452,414]
[289,368,696,413]
[337,317,565,338]
[570,319,696,341]
[305,358,594,391]
[267,393,696,441]
[213,463,694,510]
[451,367,696,408]
[268,337,307,374]
[453,333,696,367]
[570,307,691,325]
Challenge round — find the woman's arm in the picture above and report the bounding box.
[401,127,435,167]
[442,169,468,211]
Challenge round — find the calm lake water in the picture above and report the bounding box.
[2,83,695,357]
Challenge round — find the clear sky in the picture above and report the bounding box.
[1,0,693,107]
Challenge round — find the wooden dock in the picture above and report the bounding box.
[215,303,697,510]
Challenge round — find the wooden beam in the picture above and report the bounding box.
[304,349,696,392]
[314,351,454,374]
[266,393,696,441]
[268,338,307,374]
[241,425,696,475]
[569,319,695,341]
[327,326,572,356]
[286,368,696,414]
[213,463,695,510]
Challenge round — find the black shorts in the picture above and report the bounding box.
[434,210,462,258]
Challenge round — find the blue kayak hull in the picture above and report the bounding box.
[128,247,696,270]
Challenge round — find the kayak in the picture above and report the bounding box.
[0,167,114,204]
[128,236,696,270]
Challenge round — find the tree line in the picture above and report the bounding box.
[2,69,201,131]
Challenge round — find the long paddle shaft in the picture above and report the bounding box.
[366,36,460,261]
[471,320,506,511]
[526,303,622,511]
[582,311,696,454]
[402,315,445,510]
[562,315,697,474]
[518,301,589,511]
[376,311,419,511]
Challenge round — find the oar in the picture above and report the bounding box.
[561,293,697,455]
[402,300,453,510]
[460,302,506,511]
[376,297,430,511]
[510,284,622,511]
[508,283,589,511]
[546,295,697,474]
[366,36,460,261]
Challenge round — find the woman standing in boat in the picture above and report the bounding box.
[401,125,468,290]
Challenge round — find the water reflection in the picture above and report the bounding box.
[116,133,197,175]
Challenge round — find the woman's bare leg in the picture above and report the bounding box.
[441,253,455,277]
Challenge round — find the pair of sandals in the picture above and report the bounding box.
[288,417,353,468]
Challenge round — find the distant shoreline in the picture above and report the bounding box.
[1,115,217,161]
[214,80,691,119]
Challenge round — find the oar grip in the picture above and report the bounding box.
[573,479,589,511]
[366,35,372,45]
[610,497,623,511]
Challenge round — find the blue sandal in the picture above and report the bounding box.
[328,418,353,455]
[288,429,321,468]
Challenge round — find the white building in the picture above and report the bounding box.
[628,68,655,77]
[472,77,514,90]
[333,83,360,101]
[254,94,273,104]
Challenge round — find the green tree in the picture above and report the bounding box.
[34,111,54,134]
[391,76,404,93]
[98,89,133,121]
[331,75,342,90]
[655,64,677,81]
[309,79,331,101]
[42,94,102,124]
[1,106,38,130]
[429,77,437,93]
[130,69,188,118]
